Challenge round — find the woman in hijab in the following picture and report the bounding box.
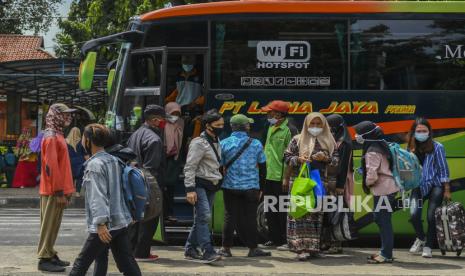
[164,102,185,222]
[284,112,337,261]
[321,114,354,254]
[354,121,398,264]
[66,127,86,196]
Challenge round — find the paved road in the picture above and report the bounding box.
[0,208,87,246]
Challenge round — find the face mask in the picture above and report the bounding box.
[268,118,278,125]
[307,127,323,137]
[415,132,429,142]
[157,119,166,129]
[167,115,179,124]
[182,64,194,72]
[355,134,365,144]
[210,126,224,137]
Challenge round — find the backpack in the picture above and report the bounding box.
[5,151,16,166]
[121,163,149,221]
[388,143,422,191]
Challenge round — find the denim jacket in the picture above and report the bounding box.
[83,151,132,233]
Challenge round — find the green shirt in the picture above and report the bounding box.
[264,119,293,181]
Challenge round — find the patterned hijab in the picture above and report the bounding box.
[297,112,336,157]
[45,104,67,135]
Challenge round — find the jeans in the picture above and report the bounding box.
[69,228,141,276]
[185,187,216,254]
[410,186,444,248]
[222,189,260,249]
[263,180,288,245]
[373,193,397,259]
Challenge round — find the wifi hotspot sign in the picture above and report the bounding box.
[256,41,311,69]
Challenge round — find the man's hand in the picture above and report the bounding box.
[97,224,112,244]
[282,179,290,192]
[186,192,197,205]
[443,183,452,202]
[56,195,68,208]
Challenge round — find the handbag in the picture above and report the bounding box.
[312,168,326,199]
[289,162,317,219]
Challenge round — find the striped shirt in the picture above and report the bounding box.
[420,141,449,197]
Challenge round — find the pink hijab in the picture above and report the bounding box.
[164,102,184,159]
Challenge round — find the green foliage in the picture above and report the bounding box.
[0,0,62,34]
[55,0,170,60]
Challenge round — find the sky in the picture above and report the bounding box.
[26,0,73,54]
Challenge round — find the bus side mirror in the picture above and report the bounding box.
[79,51,97,91]
[107,69,115,95]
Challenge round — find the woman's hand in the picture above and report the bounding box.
[298,156,309,164]
[282,179,290,193]
[335,188,345,195]
[311,151,326,162]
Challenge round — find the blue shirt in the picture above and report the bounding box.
[420,141,450,197]
[220,131,266,190]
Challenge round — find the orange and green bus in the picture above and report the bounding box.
[79,0,465,242]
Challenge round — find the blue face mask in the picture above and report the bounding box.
[182,64,194,72]
[415,132,429,142]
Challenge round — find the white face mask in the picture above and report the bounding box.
[268,118,278,125]
[355,134,365,144]
[308,127,323,137]
[167,115,179,123]
[182,64,194,72]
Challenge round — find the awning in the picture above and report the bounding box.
[0,58,108,107]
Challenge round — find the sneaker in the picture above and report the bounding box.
[184,248,202,260]
[135,253,159,262]
[38,259,65,272]
[422,246,433,258]
[409,238,426,254]
[201,251,221,263]
[217,247,233,257]
[51,255,70,266]
[248,248,272,257]
[276,244,289,251]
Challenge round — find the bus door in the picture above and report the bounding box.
[118,47,167,141]
[163,49,208,237]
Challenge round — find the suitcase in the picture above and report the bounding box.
[435,201,465,256]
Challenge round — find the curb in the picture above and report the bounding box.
[0,197,84,208]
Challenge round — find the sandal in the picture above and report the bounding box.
[367,254,393,264]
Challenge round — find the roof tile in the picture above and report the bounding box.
[0,35,54,63]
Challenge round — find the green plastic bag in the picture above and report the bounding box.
[289,162,317,219]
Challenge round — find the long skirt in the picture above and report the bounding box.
[287,178,323,254]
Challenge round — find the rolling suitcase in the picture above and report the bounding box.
[435,201,465,256]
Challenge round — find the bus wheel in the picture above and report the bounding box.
[257,201,269,242]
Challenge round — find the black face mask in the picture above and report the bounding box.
[209,126,224,137]
[83,137,92,155]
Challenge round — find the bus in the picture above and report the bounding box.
[79,0,465,242]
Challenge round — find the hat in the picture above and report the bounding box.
[262,100,290,113]
[144,104,166,118]
[230,114,254,125]
[50,103,77,113]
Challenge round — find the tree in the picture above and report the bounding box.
[54,0,170,59]
[54,0,213,59]
[0,0,62,34]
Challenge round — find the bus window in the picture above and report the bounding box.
[120,51,164,135]
[211,19,347,90]
[351,19,465,90]
[144,21,208,47]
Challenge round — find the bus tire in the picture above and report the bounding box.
[257,201,269,242]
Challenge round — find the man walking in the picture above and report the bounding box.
[127,104,166,262]
[261,100,297,249]
[217,114,271,258]
[37,103,76,272]
[184,109,224,263]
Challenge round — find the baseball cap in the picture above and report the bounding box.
[230,114,254,125]
[50,103,77,113]
[261,100,290,113]
[144,104,166,118]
